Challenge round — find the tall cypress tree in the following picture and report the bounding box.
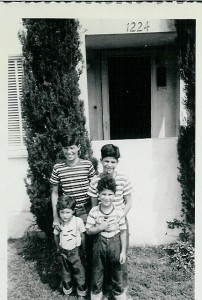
[19,19,97,234]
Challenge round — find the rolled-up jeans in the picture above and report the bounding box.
[58,246,87,296]
[91,233,125,299]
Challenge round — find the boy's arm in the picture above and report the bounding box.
[91,196,98,207]
[80,232,86,254]
[87,220,109,235]
[123,193,132,216]
[119,229,127,264]
[54,233,60,252]
[51,185,60,226]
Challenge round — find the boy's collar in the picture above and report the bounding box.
[99,203,114,215]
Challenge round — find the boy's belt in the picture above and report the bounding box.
[59,246,79,257]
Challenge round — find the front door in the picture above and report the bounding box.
[107,56,151,139]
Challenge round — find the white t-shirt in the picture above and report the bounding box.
[54,216,86,250]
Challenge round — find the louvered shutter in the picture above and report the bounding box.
[8,56,26,157]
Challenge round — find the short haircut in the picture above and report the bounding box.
[101,144,120,160]
[97,174,116,194]
[56,194,76,213]
[62,133,80,147]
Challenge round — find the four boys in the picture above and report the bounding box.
[50,140,133,299]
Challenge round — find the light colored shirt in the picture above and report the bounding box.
[54,216,86,250]
[86,205,127,238]
[50,159,96,207]
[88,173,133,210]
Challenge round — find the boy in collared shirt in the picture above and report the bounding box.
[86,175,127,300]
[88,144,133,297]
[54,194,87,299]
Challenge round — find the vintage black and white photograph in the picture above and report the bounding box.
[0,2,199,300]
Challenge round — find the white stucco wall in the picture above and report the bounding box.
[7,158,34,238]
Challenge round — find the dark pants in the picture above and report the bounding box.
[75,201,91,225]
[58,246,87,296]
[75,202,94,288]
[122,218,129,289]
[91,234,124,298]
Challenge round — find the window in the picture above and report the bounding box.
[8,56,26,157]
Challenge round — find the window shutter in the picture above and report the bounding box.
[8,56,26,157]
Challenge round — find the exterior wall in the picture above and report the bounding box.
[7,158,33,238]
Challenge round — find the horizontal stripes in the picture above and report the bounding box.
[88,173,133,209]
[86,205,126,238]
[50,159,96,207]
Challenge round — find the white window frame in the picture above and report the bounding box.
[8,55,27,158]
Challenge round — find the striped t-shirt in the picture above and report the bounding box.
[86,205,127,238]
[88,173,133,210]
[50,159,96,207]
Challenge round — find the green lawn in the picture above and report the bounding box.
[8,236,194,300]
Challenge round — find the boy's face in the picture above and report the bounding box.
[99,189,115,207]
[101,157,118,175]
[62,144,80,162]
[59,208,74,222]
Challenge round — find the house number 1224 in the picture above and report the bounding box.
[126,21,150,32]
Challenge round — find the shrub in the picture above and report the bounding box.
[164,241,195,272]
[19,19,97,235]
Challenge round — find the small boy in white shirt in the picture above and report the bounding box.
[54,194,87,299]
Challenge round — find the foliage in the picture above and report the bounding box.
[175,20,195,226]
[165,20,195,270]
[170,21,195,234]
[167,219,194,245]
[163,241,195,272]
[19,19,97,235]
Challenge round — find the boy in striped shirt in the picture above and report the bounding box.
[88,144,133,298]
[50,134,96,226]
[86,175,127,300]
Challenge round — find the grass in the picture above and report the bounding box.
[8,235,194,300]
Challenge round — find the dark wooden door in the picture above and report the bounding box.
[108,56,151,139]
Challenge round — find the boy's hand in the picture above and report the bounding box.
[99,219,111,232]
[119,251,126,264]
[56,247,61,254]
[53,216,61,231]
